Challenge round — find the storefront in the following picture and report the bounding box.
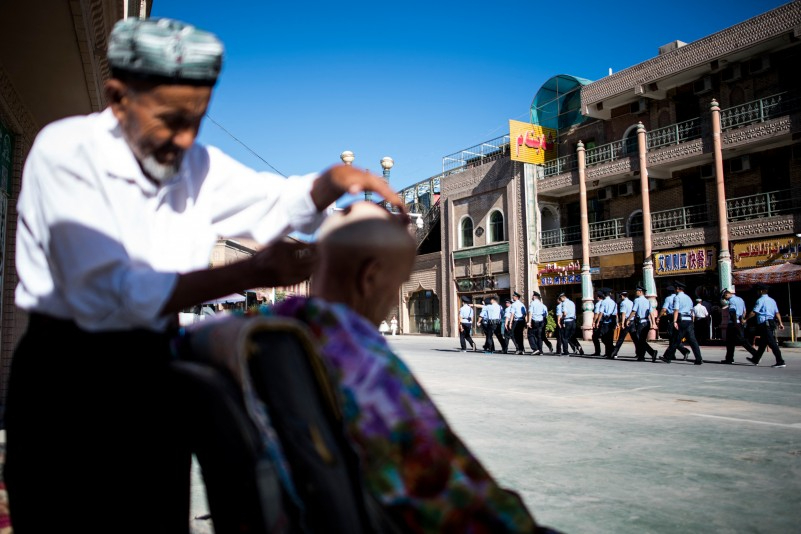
[537,259,582,306]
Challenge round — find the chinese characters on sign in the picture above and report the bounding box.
[538,260,582,286]
[654,246,717,276]
[732,236,800,268]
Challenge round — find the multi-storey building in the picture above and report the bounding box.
[401,2,801,342]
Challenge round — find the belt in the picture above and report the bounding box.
[563,318,575,322]
[461,321,472,324]
[639,318,650,323]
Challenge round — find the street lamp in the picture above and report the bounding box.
[380,156,394,208]
[340,150,355,165]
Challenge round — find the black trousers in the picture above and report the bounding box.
[4,314,191,534]
[512,319,526,352]
[724,322,756,361]
[540,321,553,351]
[554,324,562,353]
[664,320,702,363]
[591,325,602,355]
[483,321,506,352]
[613,321,634,354]
[599,320,616,356]
[633,320,657,359]
[753,320,784,364]
[528,320,544,352]
[459,323,475,350]
[667,317,690,356]
[560,320,577,354]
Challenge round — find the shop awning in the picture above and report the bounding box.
[732,262,801,284]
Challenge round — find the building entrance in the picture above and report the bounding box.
[409,290,440,334]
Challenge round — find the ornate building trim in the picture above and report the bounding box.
[647,138,705,166]
[585,157,635,180]
[722,117,793,148]
[590,238,636,255]
[540,244,582,262]
[581,3,801,106]
[0,66,39,146]
[651,226,719,249]
[728,215,796,239]
[538,172,579,193]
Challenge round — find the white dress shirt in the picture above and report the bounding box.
[15,108,324,332]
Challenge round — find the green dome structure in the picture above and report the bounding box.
[530,74,593,131]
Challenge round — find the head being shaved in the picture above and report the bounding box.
[313,202,416,325]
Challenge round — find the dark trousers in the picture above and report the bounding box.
[753,320,784,364]
[724,322,756,362]
[512,319,526,352]
[560,320,577,354]
[633,320,657,359]
[554,325,562,353]
[541,322,554,352]
[667,317,690,357]
[4,314,191,534]
[528,320,544,352]
[483,321,506,352]
[613,321,634,354]
[599,321,616,356]
[459,323,475,350]
[591,325,602,355]
[664,320,703,363]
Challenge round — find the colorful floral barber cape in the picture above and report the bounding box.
[261,297,550,533]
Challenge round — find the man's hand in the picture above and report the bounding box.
[310,164,406,213]
[249,238,317,288]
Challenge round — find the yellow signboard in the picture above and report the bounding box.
[654,246,717,277]
[509,120,556,164]
[732,236,800,268]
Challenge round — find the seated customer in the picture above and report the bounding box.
[267,201,556,533]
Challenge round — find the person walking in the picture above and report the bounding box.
[558,293,584,356]
[3,16,406,534]
[553,297,563,355]
[527,290,547,355]
[628,284,659,361]
[510,291,527,355]
[659,281,703,365]
[693,298,710,344]
[590,291,604,356]
[458,296,477,352]
[719,288,757,364]
[658,285,691,359]
[599,289,618,358]
[610,290,634,359]
[744,283,787,368]
[503,298,514,352]
[478,296,507,354]
[390,315,398,336]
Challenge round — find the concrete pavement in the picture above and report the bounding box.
[185,336,801,533]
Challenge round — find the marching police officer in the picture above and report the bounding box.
[743,283,787,368]
[720,288,757,364]
[659,280,703,365]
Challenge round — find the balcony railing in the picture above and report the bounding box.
[589,218,625,241]
[442,135,510,173]
[726,188,799,221]
[542,154,577,177]
[720,92,799,130]
[651,204,713,233]
[647,118,703,149]
[541,225,581,248]
[585,139,627,167]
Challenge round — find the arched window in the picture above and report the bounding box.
[627,210,644,237]
[489,210,505,243]
[460,217,474,248]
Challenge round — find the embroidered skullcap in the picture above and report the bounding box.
[107,18,224,85]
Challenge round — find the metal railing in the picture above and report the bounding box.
[720,92,798,130]
[541,225,581,247]
[647,118,703,149]
[651,204,713,233]
[584,139,627,167]
[726,188,799,221]
[542,154,577,177]
[442,135,510,173]
[589,218,625,241]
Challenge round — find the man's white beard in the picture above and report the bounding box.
[140,152,183,183]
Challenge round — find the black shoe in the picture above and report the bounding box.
[659,355,671,364]
[561,352,569,356]
[578,348,585,355]
[590,353,601,357]
[636,357,646,361]
[746,356,758,366]
[532,350,542,355]
[771,362,787,368]
[515,350,524,355]
[694,360,703,365]
[720,360,733,364]
[651,351,658,363]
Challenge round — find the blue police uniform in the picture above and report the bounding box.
[560,298,581,355]
[599,295,617,357]
[527,297,547,354]
[722,292,756,363]
[611,295,635,357]
[661,289,703,364]
[750,291,785,366]
[509,298,527,354]
[480,300,507,353]
[458,302,476,351]
[629,293,658,360]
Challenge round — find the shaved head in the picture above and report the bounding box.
[313,202,416,324]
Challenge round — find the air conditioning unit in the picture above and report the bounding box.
[729,154,751,173]
[693,76,712,95]
[597,186,614,201]
[699,164,714,179]
[617,181,635,197]
[630,98,648,114]
[720,64,741,82]
[747,54,770,75]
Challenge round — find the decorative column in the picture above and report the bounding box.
[711,99,732,292]
[577,141,593,340]
[637,122,657,339]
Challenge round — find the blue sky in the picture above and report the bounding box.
[151,0,787,192]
